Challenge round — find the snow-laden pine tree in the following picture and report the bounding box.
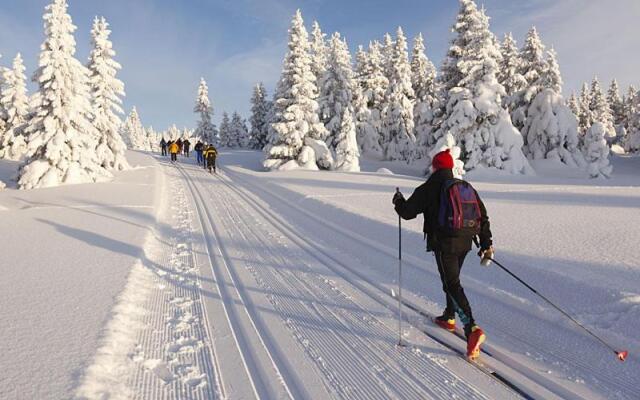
[263,10,331,170]
[577,82,591,133]
[147,126,160,152]
[583,122,613,177]
[218,111,231,148]
[19,0,110,189]
[319,32,356,151]
[87,17,129,171]
[121,107,148,150]
[194,78,216,144]
[353,41,387,157]
[511,26,547,133]
[625,87,640,153]
[166,124,180,141]
[411,33,438,161]
[521,48,585,167]
[588,77,616,141]
[230,112,250,148]
[623,85,637,131]
[381,33,395,79]
[248,83,270,150]
[0,53,29,160]
[382,27,415,161]
[499,33,526,112]
[567,93,580,118]
[607,79,625,128]
[310,21,328,89]
[436,0,530,174]
[333,107,360,171]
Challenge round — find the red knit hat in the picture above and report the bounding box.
[432,149,454,171]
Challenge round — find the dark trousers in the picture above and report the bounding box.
[434,250,474,326]
[171,153,177,162]
[207,157,216,172]
[161,146,167,156]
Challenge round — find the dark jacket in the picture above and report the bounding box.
[394,169,492,253]
[194,142,203,152]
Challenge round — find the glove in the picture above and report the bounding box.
[392,190,405,205]
[479,246,494,267]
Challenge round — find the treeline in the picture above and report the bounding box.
[246,0,640,177]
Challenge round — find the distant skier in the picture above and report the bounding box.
[194,140,204,165]
[160,138,167,156]
[176,138,183,155]
[204,144,218,173]
[183,139,191,157]
[392,149,494,360]
[168,141,179,163]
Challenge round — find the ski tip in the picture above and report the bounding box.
[616,350,628,362]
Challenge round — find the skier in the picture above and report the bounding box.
[392,149,494,360]
[194,140,204,165]
[203,144,218,173]
[160,138,167,156]
[168,141,179,163]
[183,138,191,157]
[176,138,183,155]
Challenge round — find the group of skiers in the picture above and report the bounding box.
[160,138,218,173]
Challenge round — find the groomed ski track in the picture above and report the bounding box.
[166,155,584,400]
[168,160,522,399]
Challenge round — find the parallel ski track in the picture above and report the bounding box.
[199,167,498,399]
[219,167,640,400]
[193,165,559,400]
[213,164,628,400]
[176,163,296,400]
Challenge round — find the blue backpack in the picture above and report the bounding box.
[437,179,482,237]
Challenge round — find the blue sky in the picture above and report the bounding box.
[1,0,639,131]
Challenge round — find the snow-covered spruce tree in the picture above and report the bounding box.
[381,33,395,79]
[263,10,331,170]
[248,82,269,150]
[87,16,129,171]
[319,32,356,152]
[147,126,160,152]
[353,41,387,157]
[218,111,231,148]
[310,21,328,89]
[436,0,530,174]
[607,79,625,128]
[511,26,547,133]
[623,85,638,131]
[567,93,580,118]
[583,122,612,177]
[382,27,415,162]
[411,33,438,161]
[19,0,110,189]
[121,107,147,150]
[625,87,640,153]
[194,78,216,144]
[577,82,592,133]
[521,48,584,167]
[0,53,29,160]
[166,124,180,141]
[499,33,526,112]
[333,107,360,171]
[230,112,250,148]
[588,77,616,142]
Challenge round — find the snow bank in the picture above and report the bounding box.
[0,151,162,399]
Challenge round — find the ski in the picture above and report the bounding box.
[390,291,534,400]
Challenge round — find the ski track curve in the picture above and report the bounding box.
[216,163,633,400]
[177,162,522,400]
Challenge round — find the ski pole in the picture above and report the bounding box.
[490,257,628,362]
[396,188,405,347]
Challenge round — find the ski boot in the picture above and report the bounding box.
[464,324,486,360]
[434,315,456,332]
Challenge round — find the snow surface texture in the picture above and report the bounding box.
[3,149,640,400]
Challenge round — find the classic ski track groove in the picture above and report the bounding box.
[188,163,538,399]
[201,169,497,399]
[127,166,220,400]
[177,163,297,400]
[219,167,640,400]
[215,165,583,400]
